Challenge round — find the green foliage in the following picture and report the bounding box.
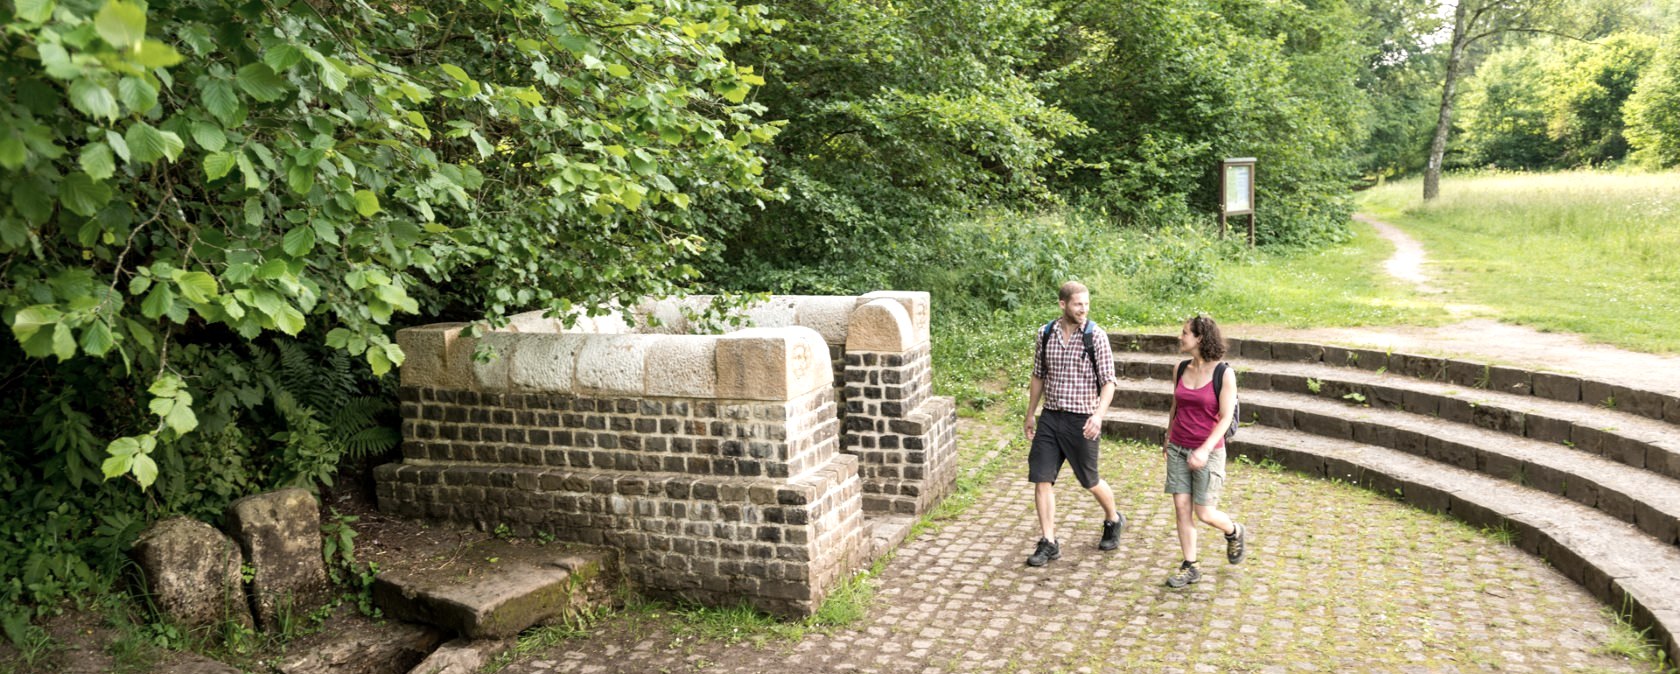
[1626,28,1680,167]
[1457,34,1657,169]
[1045,0,1367,246]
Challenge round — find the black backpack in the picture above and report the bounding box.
[1038,319,1102,389]
[1176,360,1239,440]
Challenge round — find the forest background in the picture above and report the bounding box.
[2,0,1679,645]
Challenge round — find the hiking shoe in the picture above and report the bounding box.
[1226,523,1247,564]
[1099,515,1125,551]
[1027,538,1060,567]
[1165,561,1202,588]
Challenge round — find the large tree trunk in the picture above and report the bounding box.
[1424,2,1474,201]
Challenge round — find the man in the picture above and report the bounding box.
[1023,281,1123,567]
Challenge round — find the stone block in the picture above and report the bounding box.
[645,336,719,398]
[1487,366,1531,395]
[1350,349,1390,372]
[131,517,252,630]
[718,327,832,401]
[226,489,331,631]
[1667,396,1680,425]
[1436,397,1474,424]
[1322,346,1358,369]
[1618,386,1666,421]
[1531,372,1581,402]
[1295,412,1352,440]
[794,296,858,345]
[505,309,560,334]
[401,637,515,674]
[1581,379,1617,408]
[1239,340,1272,360]
[449,331,519,390]
[1445,360,1485,389]
[1269,341,1323,363]
[632,298,689,334]
[846,299,915,353]
[374,543,616,639]
[743,295,802,329]
[509,333,587,392]
[860,291,931,346]
[397,323,469,389]
[575,335,652,396]
[274,621,445,674]
[1525,415,1572,444]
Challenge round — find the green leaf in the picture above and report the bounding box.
[606,63,631,78]
[264,44,304,72]
[285,163,313,195]
[94,0,147,50]
[117,76,158,114]
[236,63,289,102]
[163,399,196,435]
[81,320,115,356]
[124,122,183,163]
[134,39,183,68]
[69,79,118,120]
[274,304,305,335]
[282,226,315,256]
[79,142,116,180]
[236,151,261,190]
[15,0,55,23]
[249,289,284,317]
[325,327,352,348]
[190,121,226,152]
[105,129,130,162]
[367,345,391,375]
[201,80,239,126]
[51,322,76,360]
[140,284,174,319]
[384,342,406,367]
[203,151,235,181]
[0,131,25,169]
[148,374,180,397]
[60,172,112,216]
[131,453,158,489]
[173,270,218,303]
[318,60,347,92]
[440,63,471,83]
[353,189,381,217]
[10,304,61,343]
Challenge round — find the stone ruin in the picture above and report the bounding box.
[373,291,959,616]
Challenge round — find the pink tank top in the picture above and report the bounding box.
[1170,372,1226,450]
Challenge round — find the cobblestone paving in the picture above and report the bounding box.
[503,418,1665,674]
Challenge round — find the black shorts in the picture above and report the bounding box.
[1028,409,1101,488]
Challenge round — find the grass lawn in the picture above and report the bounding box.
[1359,170,1680,354]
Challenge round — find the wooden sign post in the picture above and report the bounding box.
[1219,158,1256,247]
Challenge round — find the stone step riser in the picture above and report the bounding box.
[1115,358,1680,483]
[1110,334,1680,426]
[1111,387,1680,548]
[1101,414,1679,666]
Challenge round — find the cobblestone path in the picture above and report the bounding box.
[502,419,1665,674]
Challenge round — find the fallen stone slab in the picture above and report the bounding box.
[226,488,332,631]
[373,541,616,639]
[274,619,445,674]
[160,652,244,674]
[405,637,516,674]
[131,516,252,630]
[866,514,915,560]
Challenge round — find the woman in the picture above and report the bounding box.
[1162,314,1247,587]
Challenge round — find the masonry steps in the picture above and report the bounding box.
[372,541,618,640]
[1102,407,1680,664]
[1112,350,1680,480]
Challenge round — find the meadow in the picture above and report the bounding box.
[1360,170,1680,353]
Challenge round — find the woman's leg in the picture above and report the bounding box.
[1194,504,1234,536]
[1173,493,1198,562]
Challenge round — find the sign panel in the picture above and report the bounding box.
[1220,158,1255,216]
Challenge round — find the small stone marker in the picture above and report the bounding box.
[131,516,252,630]
[225,488,331,630]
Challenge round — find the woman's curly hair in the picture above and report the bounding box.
[1188,315,1226,362]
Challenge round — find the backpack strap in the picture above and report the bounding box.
[1212,362,1227,399]
[1175,359,1190,385]
[1079,319,1101,388]
[1036,321,1056,378]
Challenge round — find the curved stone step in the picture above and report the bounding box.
[1101,408,1680,665]
[1112,350,1680,482]
[1110,333,1680,425]
[1109,379,1680,547]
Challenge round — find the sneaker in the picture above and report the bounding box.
[1165,560,1202,588]
[1027,538,1060,567]
[1098,515,1125,551]
[1226,523,1247,564]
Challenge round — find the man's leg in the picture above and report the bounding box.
[1035,482,1057,542]
[1087,479,1118,522]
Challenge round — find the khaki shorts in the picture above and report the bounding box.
[1164,442,1225,506]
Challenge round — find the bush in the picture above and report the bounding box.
[1626,29,1680,168]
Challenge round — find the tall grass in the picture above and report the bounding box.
[1359,170,1680,353]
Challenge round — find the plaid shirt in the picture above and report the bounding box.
[1032,320,1116,415]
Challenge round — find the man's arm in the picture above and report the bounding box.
[1025,375,1044,440]
[1082,380,1113,440]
